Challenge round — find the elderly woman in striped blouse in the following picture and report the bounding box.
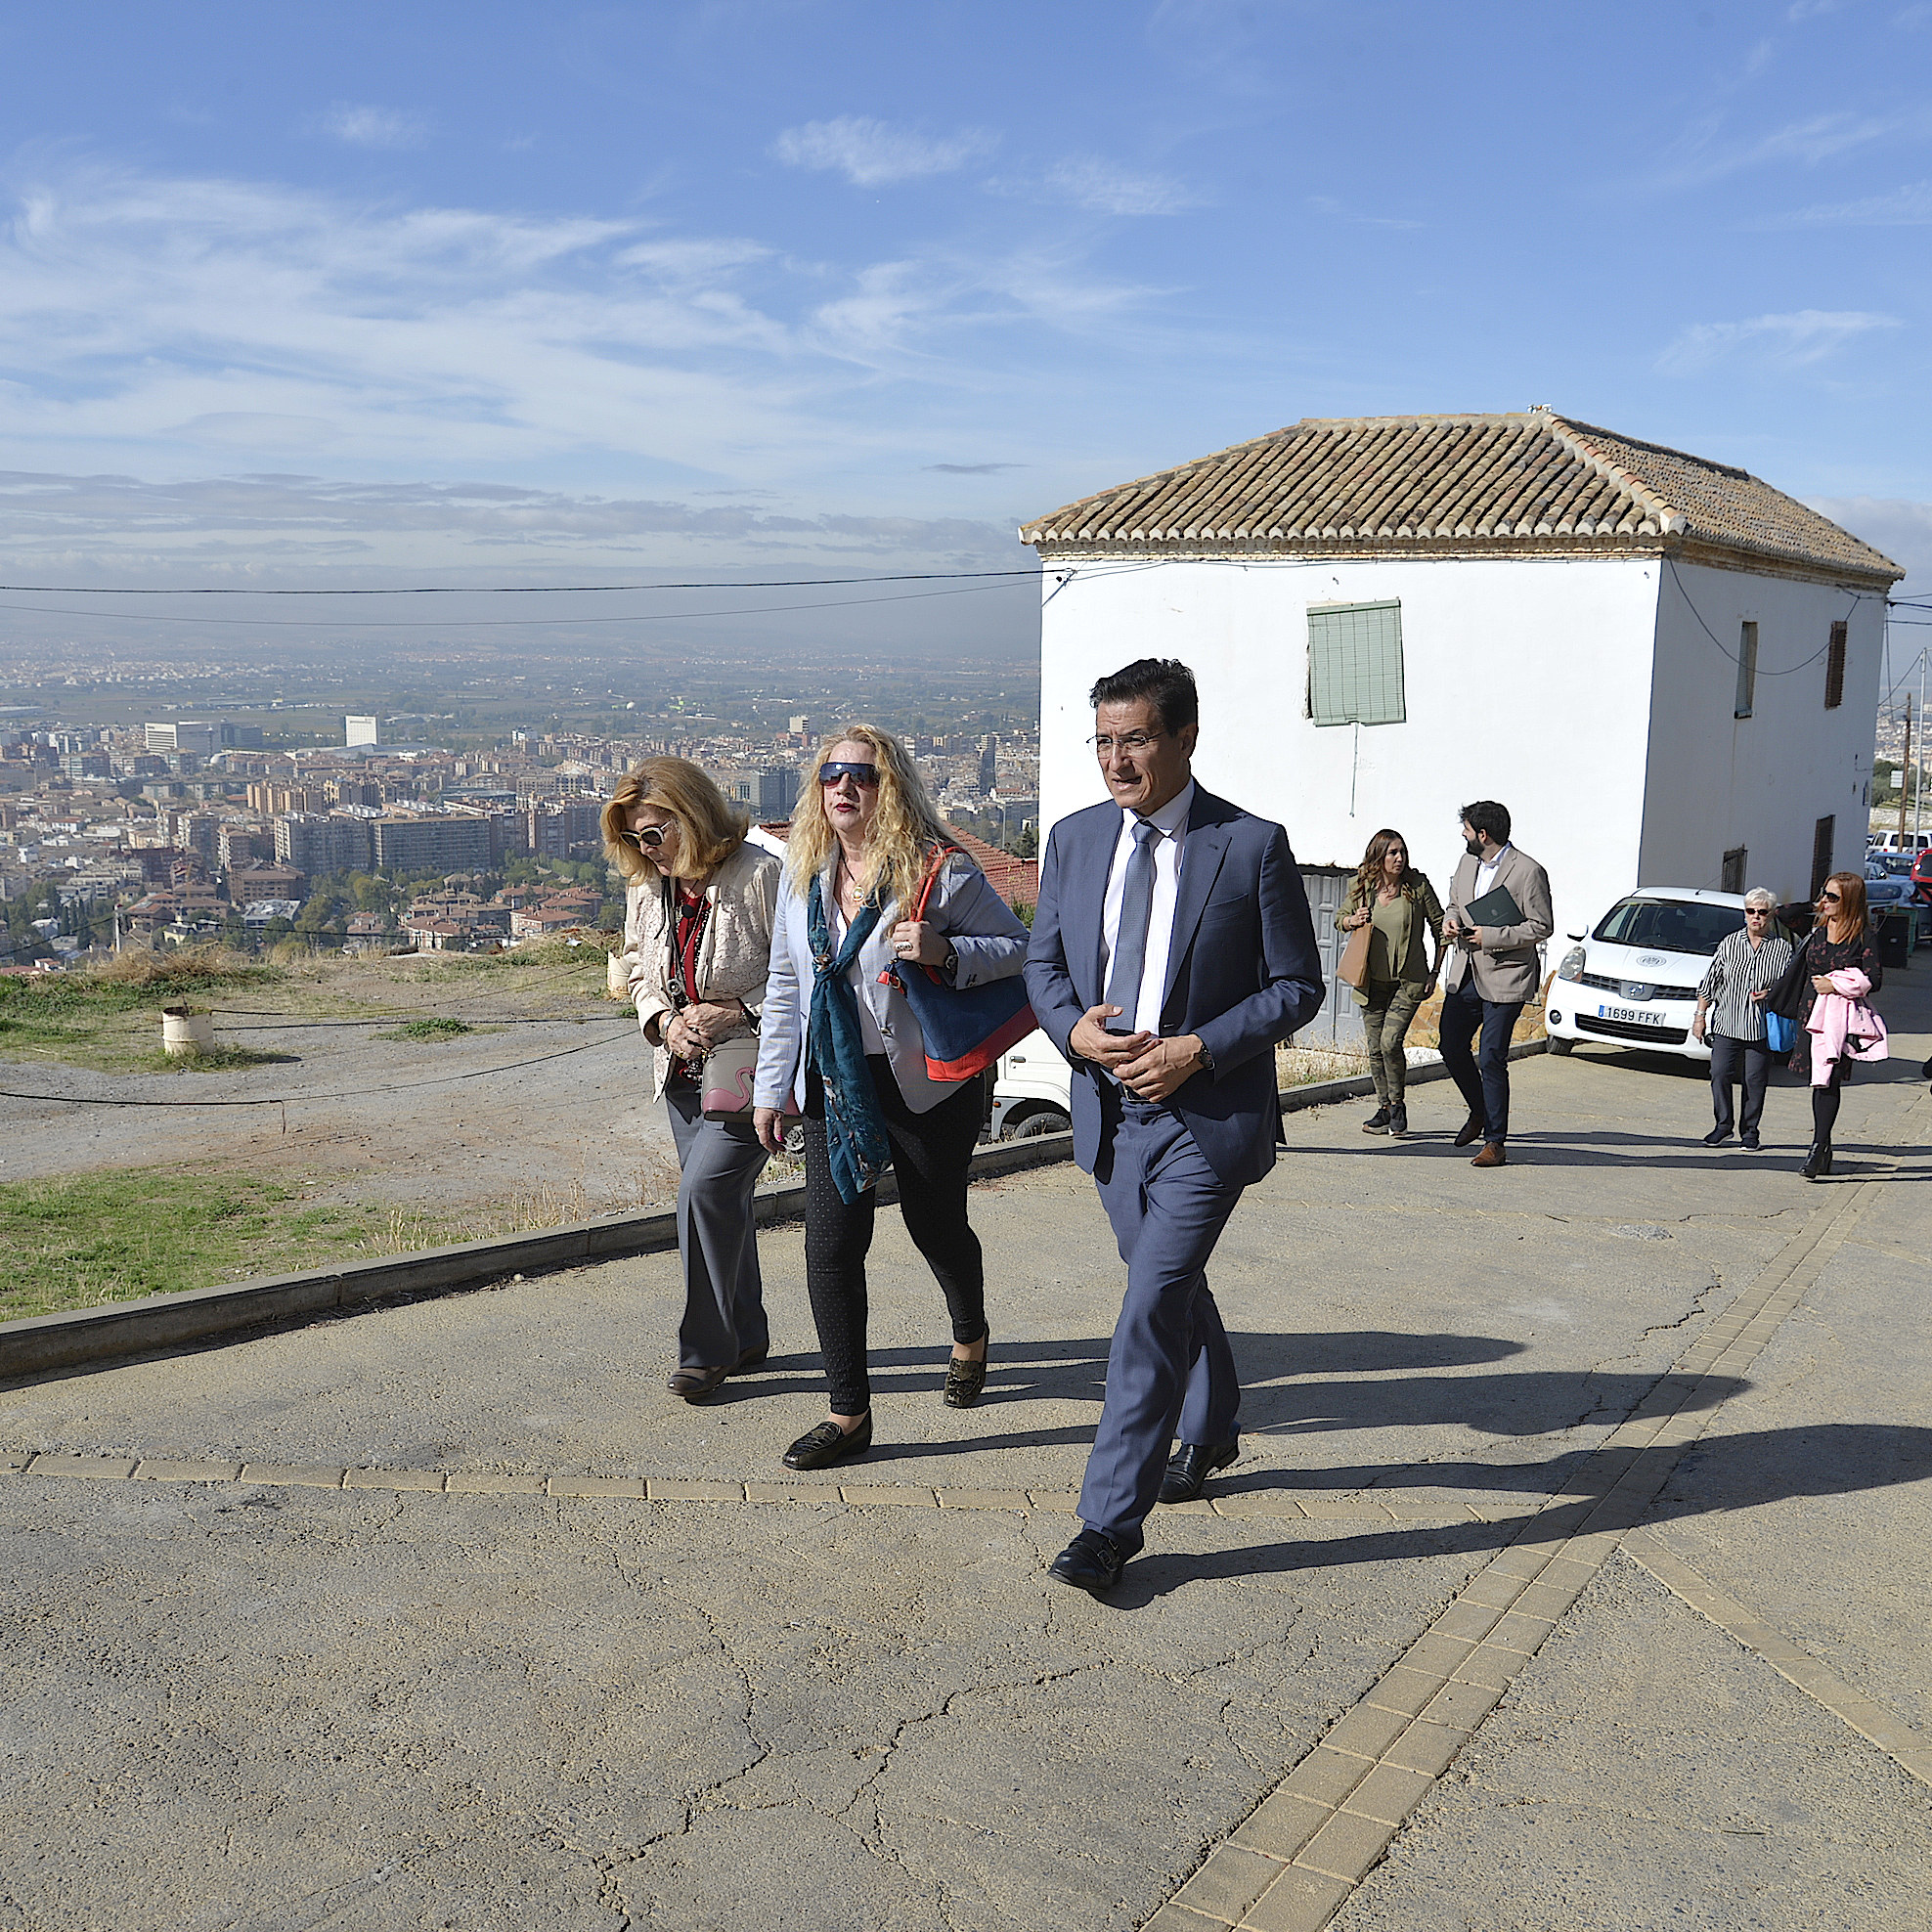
[1690,889,1795,1151]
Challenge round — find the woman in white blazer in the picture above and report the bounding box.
[753,725,1028,1471]
[607,758,781,1403]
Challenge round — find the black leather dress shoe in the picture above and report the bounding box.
[667,1363,729,1402]
[1702,1125,1734,1146]
[1047,1527,1136,1594]
[1454,1114,1487,1148]
[782,1413,872,1471]
[1159,1439,1240,1505]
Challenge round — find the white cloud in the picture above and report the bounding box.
[771,116,992,187]
[0,160,1155,581]
[0,469,1025,575]
[1041,156,1198,217]
[1656,109,1912,188]
[1656,309,1902,373]
[322,104,430,151]
[1308,194,1422,231]
[1756,179,1932,226]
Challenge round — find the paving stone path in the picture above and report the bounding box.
[4,987,1929,1931]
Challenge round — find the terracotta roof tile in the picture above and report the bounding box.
[1019,411,1901,584]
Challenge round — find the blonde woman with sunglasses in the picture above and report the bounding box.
[604,758,781,1402]
[751,725,1029,1471]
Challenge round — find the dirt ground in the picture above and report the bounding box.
[0,949,684,1227]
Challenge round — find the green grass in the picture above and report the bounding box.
[0,1170,445,1322]
[373,1017,473,1041]
[141,1045,302,1073]
[0,952,290,1071]
[0,1166,636,1321]
[0,944,612,1073]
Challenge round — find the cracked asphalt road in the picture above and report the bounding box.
[3,989,1929,1931]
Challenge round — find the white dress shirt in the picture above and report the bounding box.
[1099,780,1194,1035]
[1474,843,1511,905]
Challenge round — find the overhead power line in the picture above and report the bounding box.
[0,569,1040,595]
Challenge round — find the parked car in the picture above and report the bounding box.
[988,1028,1073,1138]
[1863,860,1931,955]
[1913,847,1932,902]
[1545,888,1753,1064]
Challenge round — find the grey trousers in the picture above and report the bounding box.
[1362,979,1427,1107]
[666,1084,771,1370]
[1708,1032,1773,1139]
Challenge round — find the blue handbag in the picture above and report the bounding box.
[878,847,1034,1081]
[1764,1010,1797,1054]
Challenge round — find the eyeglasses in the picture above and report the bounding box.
[1744,907,1773,917]
[619,825,669,852]
[1089,731,1164,758]
[1818,891,1842,903]
[818,761,879,788]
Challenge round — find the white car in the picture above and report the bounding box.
[988,1028,1074,1138]
[1545,888,1753,1065]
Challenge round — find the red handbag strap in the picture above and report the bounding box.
[911,843,954,922]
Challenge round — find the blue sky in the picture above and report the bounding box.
[1,0,1929,661]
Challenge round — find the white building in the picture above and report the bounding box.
[1021,410,1902,1020]
[144,720,219,756]
[345,716,379,748]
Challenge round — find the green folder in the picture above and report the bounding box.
[1462,883,1524,928]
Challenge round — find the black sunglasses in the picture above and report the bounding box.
[1818,890,1841,903]
[619,824,669,852]
[818,761,880,788]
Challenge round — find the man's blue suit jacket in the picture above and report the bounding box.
[1024,785,1326,1190]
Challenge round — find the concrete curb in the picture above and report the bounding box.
[0,1040,1544,1380]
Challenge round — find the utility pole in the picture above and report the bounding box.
[1917,654,1928,847]
[1901,690,1914,843]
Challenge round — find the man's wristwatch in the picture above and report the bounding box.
[1195,1042,1215,1073]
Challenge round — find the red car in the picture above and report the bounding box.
[1914,847,1932,901]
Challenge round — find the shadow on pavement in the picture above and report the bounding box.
[1106,1424,1932,1605]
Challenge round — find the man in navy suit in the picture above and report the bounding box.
[1024,658,1324,1592]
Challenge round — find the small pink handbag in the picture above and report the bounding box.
[698,1035,799,1123]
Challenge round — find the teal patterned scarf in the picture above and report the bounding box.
[806,872,892,1205]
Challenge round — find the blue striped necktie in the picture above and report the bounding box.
[1105,817,1160,1032]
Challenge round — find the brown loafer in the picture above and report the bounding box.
[667,1363,730,1402]
[1470,1141,1507,1168]
[1454,1115,1487,1148]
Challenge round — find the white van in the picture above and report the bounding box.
[1870,830,1932,853]
[988,1028,1073,1138]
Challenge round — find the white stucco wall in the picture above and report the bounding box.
[1640,560,1885,906]
[1036,554,1666,952]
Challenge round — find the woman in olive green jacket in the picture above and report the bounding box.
[1339,828,1444,1138]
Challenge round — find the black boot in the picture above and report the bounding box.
[1800,1142,1833,1181]
[1362,1105,1391,1134]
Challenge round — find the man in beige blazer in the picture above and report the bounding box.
[1439,801,1554,1168]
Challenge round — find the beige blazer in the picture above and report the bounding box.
[1441,845,1555,1005]
[622,842,781,1102]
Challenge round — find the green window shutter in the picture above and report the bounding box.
[1307,600,1406,726]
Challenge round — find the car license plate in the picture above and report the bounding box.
[1600,1003,1657,1025]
